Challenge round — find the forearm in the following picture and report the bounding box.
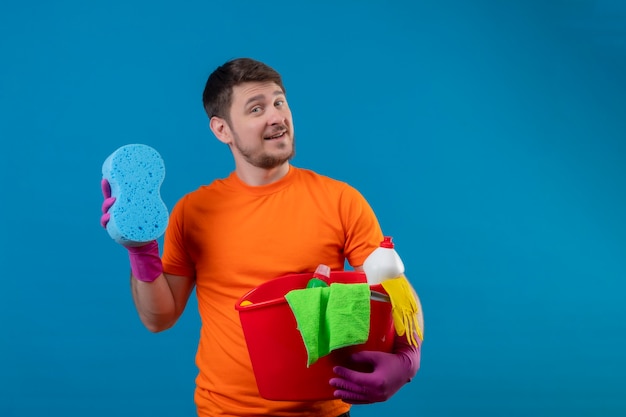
[130,273,177,332]
[125,241,179,332]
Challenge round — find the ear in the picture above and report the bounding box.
[209,116,232,145]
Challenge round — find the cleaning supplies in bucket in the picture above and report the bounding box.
[236,271,395,401]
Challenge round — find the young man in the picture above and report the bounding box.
[101,58,423,416]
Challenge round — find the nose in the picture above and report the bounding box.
[267,106,286,126]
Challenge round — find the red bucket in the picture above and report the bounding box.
[235,271,395,401]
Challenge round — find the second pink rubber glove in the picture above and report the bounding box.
[330,334,421,404]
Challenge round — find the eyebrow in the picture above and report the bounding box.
[244,90,284,108]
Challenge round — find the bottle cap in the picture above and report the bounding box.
[312,264,331,280]
[380,236,395,248]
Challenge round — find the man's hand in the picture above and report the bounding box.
[330,336,421,404]
[100,178,163,282]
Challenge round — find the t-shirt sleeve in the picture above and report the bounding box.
[162,194,196,278]
[339,184,384,267]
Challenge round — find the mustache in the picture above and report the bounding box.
[265,125,288,136]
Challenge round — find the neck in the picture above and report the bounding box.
[235,162,290,186]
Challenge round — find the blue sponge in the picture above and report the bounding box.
[102,144,169,246]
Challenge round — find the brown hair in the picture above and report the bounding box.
[202,58,285,122]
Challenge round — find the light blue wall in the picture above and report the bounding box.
[1,1,625,416]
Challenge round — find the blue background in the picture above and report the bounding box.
[1,1,625,416]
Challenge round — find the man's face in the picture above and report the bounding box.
[226,81,295,169]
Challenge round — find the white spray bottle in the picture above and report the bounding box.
[363,236,405,285]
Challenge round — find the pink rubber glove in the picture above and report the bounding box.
[101,179,163,282]
[330,334,421,404]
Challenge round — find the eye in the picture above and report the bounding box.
[250,106,262,113]
[275,100,285,107]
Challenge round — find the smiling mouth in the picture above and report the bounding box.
[264,131,286,140]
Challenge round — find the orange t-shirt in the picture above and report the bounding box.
[162,166,384,416]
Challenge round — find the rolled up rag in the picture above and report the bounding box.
[285,283,371,366]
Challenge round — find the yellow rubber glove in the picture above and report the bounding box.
[381,276,423,347]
